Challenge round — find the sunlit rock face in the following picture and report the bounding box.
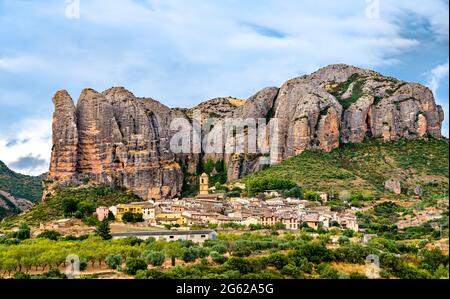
[48,64,444,197]
[48,87,183,200]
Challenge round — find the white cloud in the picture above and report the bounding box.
[0,56,45,73]
[425,62,449,137]
[426,62,449,95]
[0,118,52,175]
[382,0,449,42]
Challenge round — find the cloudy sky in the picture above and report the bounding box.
[0,0,448,175]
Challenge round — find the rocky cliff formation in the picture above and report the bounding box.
[0,190,34,219]
[48,87,183,200]
[47,64,444,200]
[226,65,444,177]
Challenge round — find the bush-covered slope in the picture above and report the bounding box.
[0,160,42,202]
[0,192,21,220]
[242,139,449,198]
[1,185,141,227]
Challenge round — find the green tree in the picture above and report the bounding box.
[62,197,78,215]
[317,264,340,279]
[13,272,31,279]
[122,212,135,223]
[12,224,31,240]
[283,186,303,199]
[105,254,123,269]
[338,236,350,246]
[281,264,304,278]
[210,251,227,264]
[164,242,183,267]
[37,230,61,241]
[125,258,148,275]
[95,219,112,240]
[268,252,289,270]
[134,213,144,223]
[225,257,253,275]
[182,247,199,262]
[203,159,215,175]
[107,211,116,221]
[76,201,96,217]
[143,251,165,267]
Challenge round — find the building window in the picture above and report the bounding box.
[201,235,206,238]
[169,236,174,239]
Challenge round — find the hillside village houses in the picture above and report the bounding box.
[100,173,359,232]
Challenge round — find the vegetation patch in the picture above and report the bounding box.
[0,161,42,202]
[1,185,141,228]
[242,139,449,199]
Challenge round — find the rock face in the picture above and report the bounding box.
[385,179,402,195]
[49,90,78,181]
[0,190,34,212]
[48,64,444,199]
[48,88,183,200]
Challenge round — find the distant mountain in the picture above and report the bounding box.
[0,160,42,219]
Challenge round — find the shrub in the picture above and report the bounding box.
[283,186,303,199]
[268,253,289,270]
[210,251,227,264]
[317,264,340,279]
[349,272,367,279]
[125,258,148,275]
[79,259,88,271]
[182,247,199,262]
[10,224,31,240]
[338,236,350,246]
[122,212,144,223]
[106,254,123,269]
[143,251,165,267]
[281,264,304,279]
[37,230,61,241]
[211,244,227,254]
[13,272,31,279]
[343,229,354,238]
[95,219,112,240]
[247,177,296,195]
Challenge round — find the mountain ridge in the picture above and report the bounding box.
[46,64,445,201]
[0,160,41,219]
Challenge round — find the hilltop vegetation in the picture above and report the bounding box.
[1,185,141,228]
[242,139,449,199]
[0,160,42,202]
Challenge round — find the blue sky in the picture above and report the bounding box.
[0,0,448,175]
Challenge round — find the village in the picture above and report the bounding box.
[88,173,359,235]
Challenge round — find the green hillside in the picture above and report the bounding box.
[0,160,43,202]
[0,192,21,220]
[1,185,142,228]
[242,138,449,199]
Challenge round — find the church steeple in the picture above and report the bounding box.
[199,173,209,195]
